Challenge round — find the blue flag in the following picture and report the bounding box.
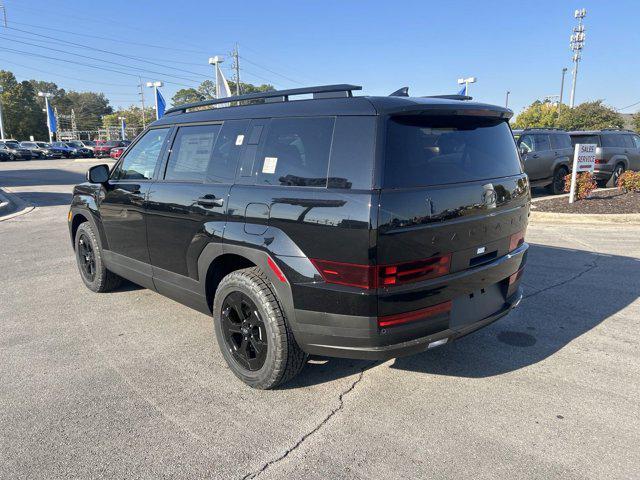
[47,101,57,133]
[457,85,467,96]
[156,89,166,118]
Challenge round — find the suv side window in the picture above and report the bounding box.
[601,135,624,148]
[519,134,534,153]
[256,117,335,187]
[164,124,221,182]
[550,133,571,149]
[112,128,170,180]
[533,134,551,151]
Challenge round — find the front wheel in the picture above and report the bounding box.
[74,222,122,292]
[213,267,307,389]
[548,166,569,195]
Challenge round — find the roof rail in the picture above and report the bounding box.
[423,94,473,101]
[601,128,633,132]
[164,84,362,115]
[521,127,564,131]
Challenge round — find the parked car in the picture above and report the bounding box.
[569,129,640,186]
[76,140,97,153]
[93,140,127,158]
[109,146,126,159]
[65,142,93,158]
[35,142,63,158]
[68,84,529,389]
[49,141,77,158]
[0,140,32,160]
[20,141,61,159]
[513,128,574,194]
[0,148,11,161]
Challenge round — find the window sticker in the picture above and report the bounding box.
[235,134,245,146]
[262,157,278,174]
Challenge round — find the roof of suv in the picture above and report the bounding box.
[513,128,569,134]
[153,84,512,127]
[569,129,635,135]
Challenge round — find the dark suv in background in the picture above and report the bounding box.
[69,85,529,389]
[569,129,640,186]
[513,128,574,194]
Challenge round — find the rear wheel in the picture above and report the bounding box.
[611,163,625,187]
[74,222,122,292]
[213,267,307,389]
[8,154,15,161]
[547,166,568,195]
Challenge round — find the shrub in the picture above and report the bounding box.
[617,171,640,193]
[564,172,597,200]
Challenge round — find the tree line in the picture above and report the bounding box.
[512,99,639,131]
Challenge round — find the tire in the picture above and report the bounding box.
[611,163,625,187]
[74,222,122,292]
[213,267,307,389]
[8,154,15,161]
[547,166,569,195]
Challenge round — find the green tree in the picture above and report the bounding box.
[632,113,640,133]
[61,91,112,131]
[557,100,623,130]
[171,80,275,107]
[102,105,155,132]
[171,88,204,107]
[0,71,47,140]
[512,100,560,129]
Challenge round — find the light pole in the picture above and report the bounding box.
[208,56,223,99]
[118,116,126,140]
[457,77,477,96]
[146,81,163,120]
[0,86,5,140]
[505,90,511,108]
[569,9,586,108]
[37,91,54,143]
[559,67,568,106]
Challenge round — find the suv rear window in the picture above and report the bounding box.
[384,116,522,188]
[571,135,600,147]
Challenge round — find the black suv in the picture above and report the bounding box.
[69,85,529,389]
[512,128,574,194]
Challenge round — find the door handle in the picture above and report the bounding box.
[197,195,224,208]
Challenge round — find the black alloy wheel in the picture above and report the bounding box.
[612,164,625,187]
[550,166,568,195]
[220,291,268,371]
[77,233,96,283]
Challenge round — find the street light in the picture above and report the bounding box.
[0,86,5,140]
[37,91,54,143]
[505,90,511,108]
[208,56,223,99]
[146,81,164,120]
[118,116,126,140]
[457,76,477,96]
[559,67,568,106]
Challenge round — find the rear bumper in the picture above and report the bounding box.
[297,287,523,360]
[293,243,528,360]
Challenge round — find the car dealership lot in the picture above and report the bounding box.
[1,159,639,479]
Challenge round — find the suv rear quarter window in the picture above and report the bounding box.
[384,116,522,188]
[601,135,624,148]
[256,117,335,187]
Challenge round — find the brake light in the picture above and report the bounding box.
[311,254,451,290]
[378,254,451,286]
[508,267,524,286]
[310,259,376,289]
[509,230,526,252]
[378,300,452,327]
[595,158,606,164]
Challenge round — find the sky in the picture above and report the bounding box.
[0,0,638,117]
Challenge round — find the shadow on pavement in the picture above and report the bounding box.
[288,243,637,386]
[0,169,86,188]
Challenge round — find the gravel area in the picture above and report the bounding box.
[531,189,640,214]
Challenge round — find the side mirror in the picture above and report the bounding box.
[87,164,110,184]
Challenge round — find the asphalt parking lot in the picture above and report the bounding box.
[1,159,639,479]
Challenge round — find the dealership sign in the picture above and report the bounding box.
[569,143,597,204]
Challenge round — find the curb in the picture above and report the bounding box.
[530,211,640,225]
[0,187,35,222]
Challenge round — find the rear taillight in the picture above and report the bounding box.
[311,254,451,290]
[595,158,606,164]
[378,254,451,286]
[508,267,524,286]
[310,259,376,289]
[378,300,452,327]
[509,230,526,252]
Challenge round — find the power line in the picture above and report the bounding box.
[0,34,205,84]
[239,55,305,86]
[617,100,640,112]
[4,25,213,77]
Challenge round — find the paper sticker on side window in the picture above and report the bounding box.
[235,134,245,146]
[262,157,277,174]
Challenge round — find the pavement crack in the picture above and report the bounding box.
[241,362,375,480]
[524,255,599,299]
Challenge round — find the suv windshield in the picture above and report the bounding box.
[384,116,522,188]
[36,142,50,148]
[570,135,600,147]
[83,141,96,146]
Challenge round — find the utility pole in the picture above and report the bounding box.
[231,43,241,95]
[0,1,7,27]
[505,90,510,108]
[0,86,5,140]
[208,56,223,99]
[569,9,587,108]
[559,67,568,105]
[138,76,146,130]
